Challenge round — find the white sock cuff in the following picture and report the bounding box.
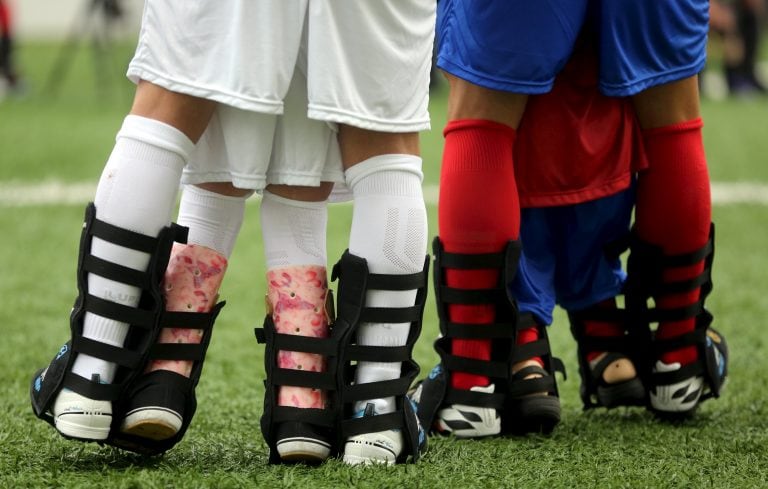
[261,190,328,268]
[177,185,248,258]
[344,154,424,191]
[118,115,196,161]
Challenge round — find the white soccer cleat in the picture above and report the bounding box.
[649,360,704,413]
[435,384,501,438]
[53,389,112,441]
[120,407,183,441]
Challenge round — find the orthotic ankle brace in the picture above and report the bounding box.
[30,204,224,455]
[625,224,726,401]
[414,237,564,435]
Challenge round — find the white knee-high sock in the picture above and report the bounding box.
[177,184,248,259]
[71,115,194,384]
[346,154,428,415]
[260,190,328,269]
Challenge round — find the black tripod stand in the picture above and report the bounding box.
[44,0,132,100]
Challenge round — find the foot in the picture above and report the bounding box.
[120,407,183,441]
[588,353,646,408]
[275,421,332,463]
[435,384,501,438]
[343,404,403,466]
[53,385,112,441]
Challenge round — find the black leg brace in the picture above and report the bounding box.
[257,250,429,464]
[334,250,429,463]
[30,203,206,454]
[415,238,564,436]
[568,305,646,410]
[256,293,339,464]
[110,299,225,455]
[625,224,727,413]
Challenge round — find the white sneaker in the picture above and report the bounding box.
[343,403,403,466]
[53,389,112,440]
[343,429,403,466]
[120,407,183,441]
[435,384,500,438]
[650,360,704,413]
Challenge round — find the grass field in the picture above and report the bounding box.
[1,42,767,488]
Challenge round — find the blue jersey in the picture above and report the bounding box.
[437,0,709,96]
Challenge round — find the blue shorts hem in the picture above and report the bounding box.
[437,58,554,95]
[600,58,706,97]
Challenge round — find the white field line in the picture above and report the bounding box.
[0,180,766,207]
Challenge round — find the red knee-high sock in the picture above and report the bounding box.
[440,119,539,390]
[635,118,711,366]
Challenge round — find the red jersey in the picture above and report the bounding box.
[514,39,648,208]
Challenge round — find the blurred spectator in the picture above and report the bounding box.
[709,0,766,95]
[0,0,22,98]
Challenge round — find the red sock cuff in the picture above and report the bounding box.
[642,117,703,137]
[444,119,517,141]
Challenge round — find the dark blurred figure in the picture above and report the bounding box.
[710,0,766,95]
[0,0,22,97]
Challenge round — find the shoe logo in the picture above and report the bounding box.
[55,344,68,360]
[428,364,442,380]
[34,375,43,392]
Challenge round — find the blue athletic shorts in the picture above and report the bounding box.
[437,0,709,96]
[510,187,635,325]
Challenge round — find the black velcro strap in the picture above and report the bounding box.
[661,239,713,268]
[652,329,707,355]
[344,377,412,402]
[443,353,509,379]
[359,305,423,324]
[439,285,505,305]
[515,312,538,331]
[444,321,515,340]
[576,335,630,354]
[149,343,205,361]
[63,371,123,401]
[82,255,151,289]
[342,412,402,438]
[159,310,215,330]
[270,368,336,391]
[440,250,504,270]
[367,271,425,291]
[91,218,158,253]
[74,337,142,369]
[647,303,703,323]
[271,406,335,427]
[507,373,556,398]
[272,334,337,356]
[657,272,710,296]
[84,294,155,329]
[510,339,550,364]
[345,344,411,363]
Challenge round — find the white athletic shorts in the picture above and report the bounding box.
[126,0,436,191]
